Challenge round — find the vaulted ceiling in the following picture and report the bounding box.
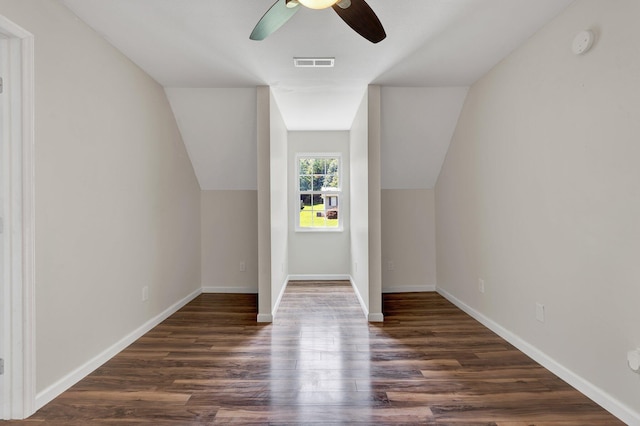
[60,0,573,130]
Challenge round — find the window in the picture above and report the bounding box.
[296,154,341,231]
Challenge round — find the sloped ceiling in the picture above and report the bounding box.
[60,0,573,130]
[165,88,258,190]
[59,0,574,189]
[381,87,469,189]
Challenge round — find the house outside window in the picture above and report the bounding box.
[296,154,342,231]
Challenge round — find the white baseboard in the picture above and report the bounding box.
[288,274,350,281]
[349,276,383,322]
[35,287,202,410]
[349,276,369,320]
[270,275,290,321]
[382,284,436,293]
[368,313,384,322]
[256,313,273,323]
[436,287,640,425]
[201,285,257,294]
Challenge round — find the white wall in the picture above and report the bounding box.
[201,191,257,293]
[381,189,436,292]
[256,87,272,321]
[348,86,384,321]
[178,89,260,295]
[379,87,466,292]
[288,131,350,277]
[0,0,200,397]
[435,0,640,422]
[367,86,383,321]
[269,90,289,312]
[349,91,369,314]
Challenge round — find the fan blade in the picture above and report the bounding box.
[250,0,300,41]
[332,0,386,43]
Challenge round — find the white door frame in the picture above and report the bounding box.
[0,15,35,420]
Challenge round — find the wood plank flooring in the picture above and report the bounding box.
[3,281,622,425]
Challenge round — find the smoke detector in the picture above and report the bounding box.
[572,30,595,55]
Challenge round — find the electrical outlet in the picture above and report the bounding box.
[536,303,545,323]
[142,286,149,302]
[239,261,246,272]
[478,278,485,294]
[387,261,395,271]
[628,348,640,372]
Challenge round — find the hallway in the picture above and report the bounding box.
[6,281,621,424]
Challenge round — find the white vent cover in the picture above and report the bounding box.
[293,57,335,68]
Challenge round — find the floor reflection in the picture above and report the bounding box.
[270,280,375,423]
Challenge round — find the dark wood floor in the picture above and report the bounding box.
[4,281,622,425]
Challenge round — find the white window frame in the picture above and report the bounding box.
[295,153,343,232]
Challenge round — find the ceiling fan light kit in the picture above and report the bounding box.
[251,0,385,43]
[287,0,351,10]
[298,0,339,9]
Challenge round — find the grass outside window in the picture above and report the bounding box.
[299,202,339,228]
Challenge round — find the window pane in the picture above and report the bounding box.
[301,194,312,207]
[312,214,326,228]
[326,207,339,227]
[299,194,312,227]
[316,158,328,174]
[299,176,311,191]
[313,176,324,191]
[325,194,338,208]
[315,196,325,212]
[327,158,338,173]
[324,174,339,188]
[326,195,338,227]
[299,158,312,174]
[296,155,341,230]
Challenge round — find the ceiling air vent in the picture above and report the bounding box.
[293,57,335,68]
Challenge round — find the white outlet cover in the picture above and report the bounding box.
[142,286,149,302]
[572,30,594,55]
[535,303,545,322]
[628,349,640,372]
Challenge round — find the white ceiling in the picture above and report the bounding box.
[60,0,574,130]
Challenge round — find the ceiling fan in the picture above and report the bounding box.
[250,0,386,44]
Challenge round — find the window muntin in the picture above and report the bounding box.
[297,155,341,231]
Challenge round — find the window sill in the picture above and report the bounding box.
[295,227,344,233]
